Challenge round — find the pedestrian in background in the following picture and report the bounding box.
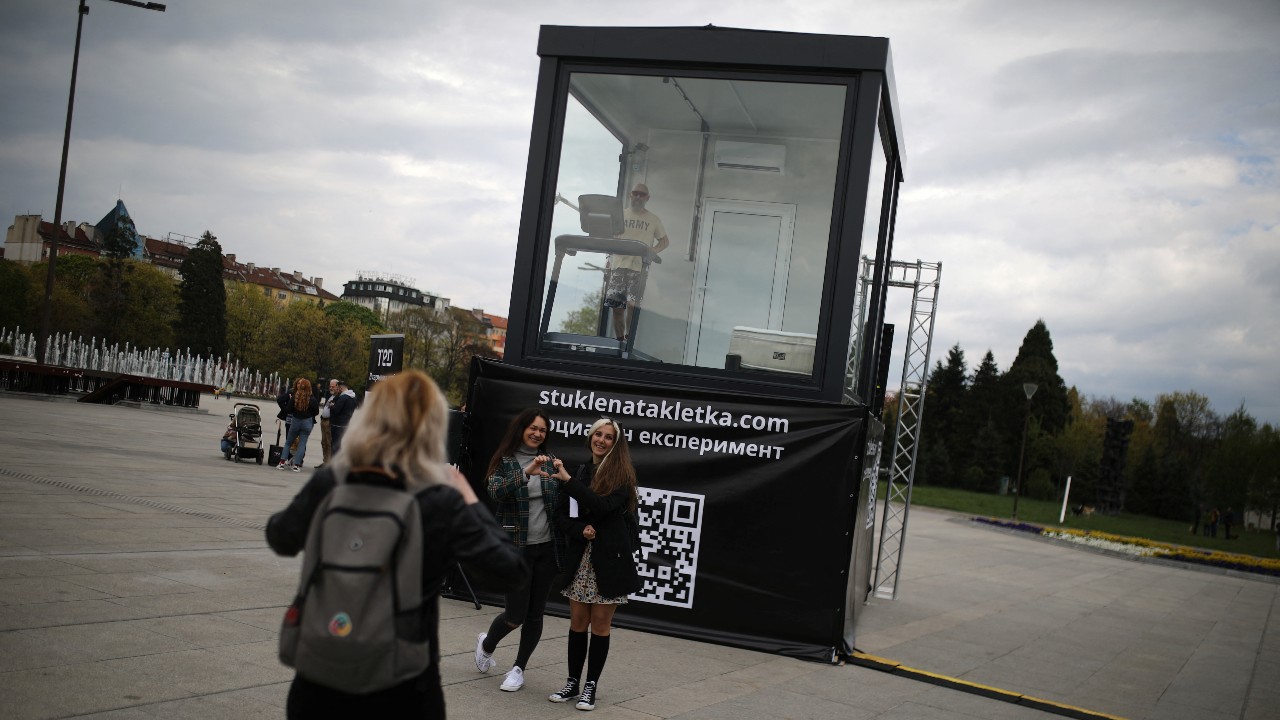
[318,378,335,467]
[329,379,357,454]
[277,378,319,472]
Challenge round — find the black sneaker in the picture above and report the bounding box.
[575,680,597,711]
[548,677,579,703]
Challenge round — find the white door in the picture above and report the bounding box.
[685,199,796,368]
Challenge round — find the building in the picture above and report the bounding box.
[233,264,339,306]
[341,272,450,321]
[4,214,103,264]
[5,207,340,306]
[482,312,507,358]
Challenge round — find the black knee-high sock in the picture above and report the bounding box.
[483,613,515,654]
[514,615,544,669]
[586,632,610,683]
[567,629,588,680]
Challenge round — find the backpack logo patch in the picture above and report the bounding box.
[329,612,352,637]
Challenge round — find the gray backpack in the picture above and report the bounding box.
[278,470,430,693]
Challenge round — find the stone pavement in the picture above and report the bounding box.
[0,391,1275,720]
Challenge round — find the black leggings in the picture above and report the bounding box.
[483,542,557,669]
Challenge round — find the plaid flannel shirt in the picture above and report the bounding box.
[487,456,567,569]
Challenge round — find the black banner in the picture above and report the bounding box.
[458,359,871,661]
[367,334,405,389]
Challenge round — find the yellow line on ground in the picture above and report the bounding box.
[846,651,1128,720]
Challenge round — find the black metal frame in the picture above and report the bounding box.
[505,25,905,405]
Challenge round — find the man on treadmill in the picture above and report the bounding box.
[605,183,669,342]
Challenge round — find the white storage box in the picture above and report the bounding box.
[727,327,816,375]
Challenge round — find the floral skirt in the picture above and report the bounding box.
[561,544,629,605]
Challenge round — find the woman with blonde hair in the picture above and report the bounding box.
[546,417,641,711]
[266,370,526,718]
[277,378,319,471]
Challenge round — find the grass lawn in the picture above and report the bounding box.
[898,484,1280,560]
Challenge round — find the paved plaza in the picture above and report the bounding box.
[0,392,1276,719]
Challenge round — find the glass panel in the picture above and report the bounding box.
[846,110,889,401]
[538,71,847,377]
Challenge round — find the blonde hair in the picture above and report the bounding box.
[586,417,637,511]
[332,370,450,488]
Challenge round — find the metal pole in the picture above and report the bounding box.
[38,0,89,365]
[1012,397,1031,519]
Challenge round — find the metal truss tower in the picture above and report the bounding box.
[872,259,941,600]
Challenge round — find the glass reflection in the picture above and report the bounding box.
[539,72,848,377]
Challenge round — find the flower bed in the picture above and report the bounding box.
[971,517,1280,578]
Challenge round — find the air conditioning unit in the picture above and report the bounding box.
[714,141,786,174]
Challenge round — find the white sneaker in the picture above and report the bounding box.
[500,666,524,692]
[576,680,597,710]
[475,633,496,673]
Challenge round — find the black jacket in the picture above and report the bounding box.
[277,392,320,422]
[329,391,357,427]
[266,467,527,715]
[555,463,641,599]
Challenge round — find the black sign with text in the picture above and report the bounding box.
[367,334,404,389]
[455,358,872,661]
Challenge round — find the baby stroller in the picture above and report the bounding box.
[224,402,265,464]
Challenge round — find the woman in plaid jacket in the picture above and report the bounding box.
[474,408,566,693]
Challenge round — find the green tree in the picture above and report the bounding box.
[1052,390,1103,502]
[176,232,227,357]
[225,282,278,369]
[259,301,329,382]
[918,344,968,486]
[0,260,33,333]
[560,289,603,335]
[429,308,499,405]
[113,261,178,349]
[996,320,1070,499]
[324,301,386,333]
[24,255,96,339]
[93,257,133,345]
[386,307,449,372]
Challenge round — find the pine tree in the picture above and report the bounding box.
[998,317,1070,479]
[919,344,968,486]
[176,231,227,358]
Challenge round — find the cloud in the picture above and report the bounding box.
[2,0,1277,424]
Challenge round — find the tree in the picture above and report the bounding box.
[93,257,133,345]
[24,255,96,339]
[176,232,227,357]
[101,214,139,260]
[324,301,385,333]
[918,345,968,486]
[561,289,603,335]
[259,301,330,383]
[386,307,449,372]
[430,308,499,405]
[225,282,277,369]
[1052,389,1103,501]
[0,260,33,333]
[1001,320,1070,437]
[113,261,178,350]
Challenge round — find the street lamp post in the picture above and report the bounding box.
[1011,382,1039,520]
[36,0,166,364]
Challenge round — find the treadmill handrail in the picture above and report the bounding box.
[554,234,663,264]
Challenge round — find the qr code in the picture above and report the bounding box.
[631,487,704,608]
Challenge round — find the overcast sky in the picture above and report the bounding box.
[1,0,1277,423]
